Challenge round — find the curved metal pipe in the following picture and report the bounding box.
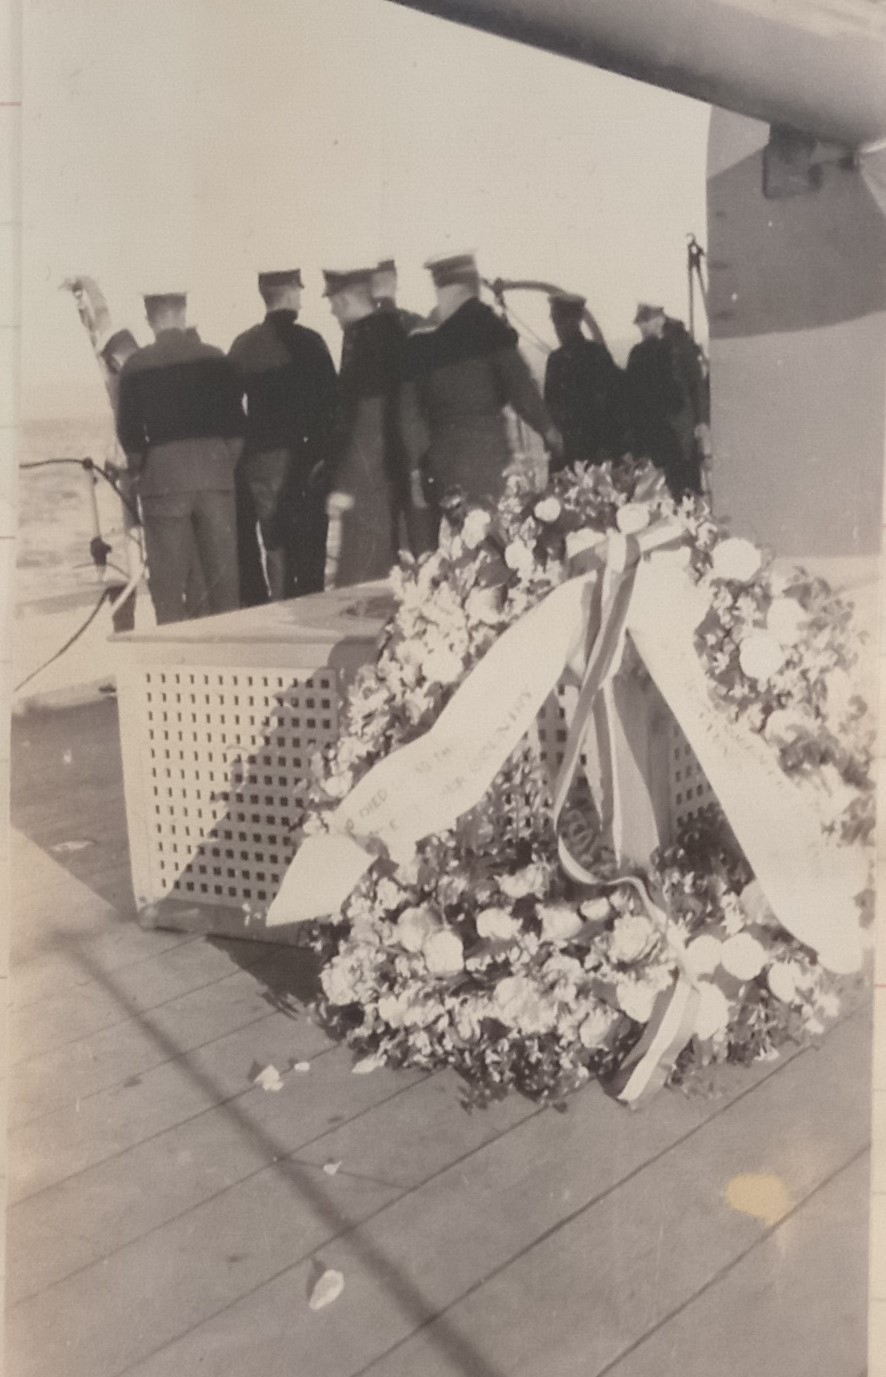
[386,0,886,147]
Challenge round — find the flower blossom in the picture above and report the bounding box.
[493,975,557,1033]
[465,586,504,625]
[768,960,802,1005]
[763,708,815,746]
[476,907,522,942]
[534,496,562,524]
[423,929,465,975]
[739,632,785,683]
[616,978,658,1024]
[504,540,537,576]
[540,904,585,944]
[766,596,807,646]
[720,933,767,981]
[579,896,613,924]
[396,905,440,953]
[608,912,656,964]
[686,934,723,977]
[499,864,548,900]
[462,509,492,549]
[579,1004,617,1048]
[453,997,486,1041]
[693,980,731,1040]
[616,502,650,535]
[422,644,464,686]
[710,537,762,583]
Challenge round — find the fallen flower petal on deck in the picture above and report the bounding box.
[308,1268,345,1310]
[351,1055,384,1075]
[252,1064,284,1092]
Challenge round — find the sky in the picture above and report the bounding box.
[20,0,710,417]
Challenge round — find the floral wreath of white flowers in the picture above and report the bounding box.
[294,459,873,1109]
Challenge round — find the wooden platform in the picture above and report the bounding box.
[6,696,872,1377]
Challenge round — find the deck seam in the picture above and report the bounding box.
[8,1069,435,1312]
[7,937,284,1070]
[7,1032,346,1208]
[343,1040,868,1377]
[106,1019,843,1377]
[591,1146,870,1377]
[8,1003,307,1135]
[9,931,209,1014]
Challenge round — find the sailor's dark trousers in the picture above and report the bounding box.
[140,487,240,624]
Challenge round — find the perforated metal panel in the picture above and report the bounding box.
[668,722,717,826]
[534,682,716,836]
[123,665,342,909]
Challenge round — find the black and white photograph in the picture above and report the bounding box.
[2,1,885,1374]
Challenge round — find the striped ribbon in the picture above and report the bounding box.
[550,530,701,1107]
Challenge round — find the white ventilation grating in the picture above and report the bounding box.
[668,723,718,826]
[138,666,341,907]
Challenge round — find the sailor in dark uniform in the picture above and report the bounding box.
[543,292,626,470]
[400,252,562,515]
[625,302,709,499]
[371,258,427,338]
[324,266,413,586]
[116,291,244,624]
[229,269,338,600]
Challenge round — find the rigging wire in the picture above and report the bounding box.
[13,587,112,694]
[498,302,552,355]
[15,454,144,693]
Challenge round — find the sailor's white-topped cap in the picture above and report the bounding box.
[423,251,479,287]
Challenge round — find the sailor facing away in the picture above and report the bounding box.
[324,266,413,587]
[229,269,338,600]
[116,292,244,624]
[625,303,710,500]
[544,292,627,470]
[400,252,562,515]
[371,258,427,339]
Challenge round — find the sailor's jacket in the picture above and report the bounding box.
[116,328,245,496]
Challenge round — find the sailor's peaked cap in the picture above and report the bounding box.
[423,251,479,287]
[258,269,303,292]
[322,266,376,297]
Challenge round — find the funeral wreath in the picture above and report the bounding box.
[271,460,873,1109]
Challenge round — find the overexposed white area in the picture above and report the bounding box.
[21,0,708,416]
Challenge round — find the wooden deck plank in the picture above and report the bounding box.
[7,1162,403,1377]
[109,1011,868,1377]
[9,928,273,1068]
[7,1050,426,1304]
[6,1063,529,1310]
[8,1003,336,1203]
[11,698,132,914]
[354,1013,870,1377]
[11,926,201,1012]
[8,960,301,1130]
[600,1154,869,1377]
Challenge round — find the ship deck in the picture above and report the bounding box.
[5,687,875,1377]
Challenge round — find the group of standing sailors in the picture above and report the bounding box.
[112,252,709,625]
